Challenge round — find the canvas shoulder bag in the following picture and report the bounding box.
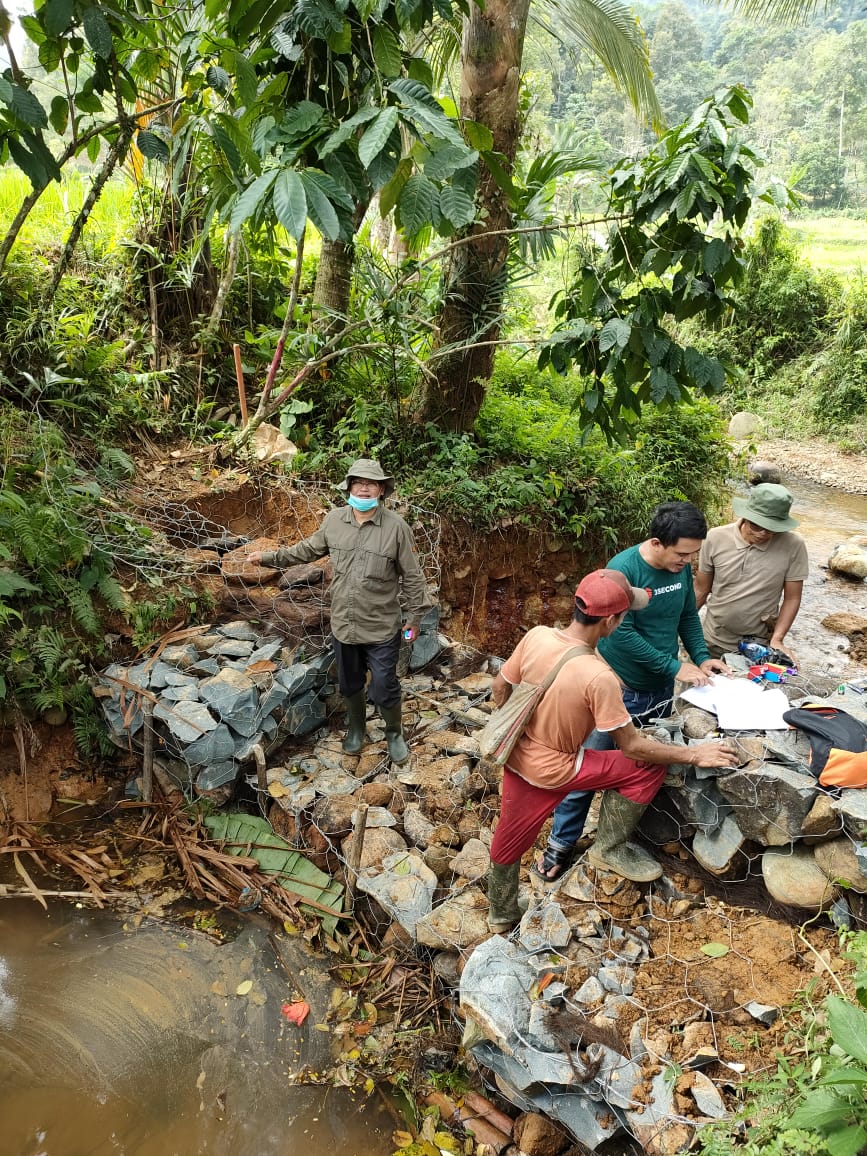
[478,643,593,767]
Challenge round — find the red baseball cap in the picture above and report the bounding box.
[574,569,651,616]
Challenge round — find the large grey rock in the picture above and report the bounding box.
[519,902,572,951]
[829,538,867,580]
[356,850,436,935]
[460,935,536,1052]
[159,683,200,703]
[196,761,239,791]
[727,410,761,439]
[185,723,238,766]
[403,803,437,849]
[284,689,326,735]
[217,620,261,641]
[667,773,730,832]
[814,838,867,893]
[831,791,867,841]
[717,763,817,845]
[154,699,218,744]
[257,681,290,717]
[246,640,283,664]
[449,838,490,881]
[159,644,199,668]
[587,1043,641,1110]
[208,638,255,658]
[762,845,835,908]
[276,663,318,698]
[689,1071,727,1119]
[693,814,745,874]
[415,887,490,948]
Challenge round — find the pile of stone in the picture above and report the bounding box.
[640,684,867,912]
[96,621,337,794]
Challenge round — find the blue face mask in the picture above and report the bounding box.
[348,494,380,512]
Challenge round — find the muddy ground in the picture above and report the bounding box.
[1,436,866,1155]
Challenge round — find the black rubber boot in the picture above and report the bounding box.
[487,861,522,933]
[587,792,662,882]
[380,702,409,764]
[341,691,368,754]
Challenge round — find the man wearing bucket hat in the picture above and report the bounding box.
[695,483,808,661]
[247,459,429,763]
[485,569,737,932]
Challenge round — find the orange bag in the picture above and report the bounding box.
[819,749,867,789]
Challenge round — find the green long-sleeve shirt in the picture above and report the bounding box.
[261,504,429,646]
[597,544,710,691]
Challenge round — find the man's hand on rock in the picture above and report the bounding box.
[246,549,263,565]
[677,661,711,686]
[701,658,730,678]
[691,740,739,768]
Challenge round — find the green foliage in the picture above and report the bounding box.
[697,930,867,1156]
[404,352,731,552]
[0,404,132,743]
[540,86,791,440]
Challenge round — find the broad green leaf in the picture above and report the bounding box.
[206,64,230,94]
[379,158,412,217]
[300,170,340,241]
[86,135,100,163]
[372,25,402,78]
[19,14,45,44]
[7,136,51,190]
[702,236,728,276]
[395,0,422,27]
[136,129,169,163]
[828,995,867,1066]
[700,942,729,958]
[464,120,494,152]
[406,56,433,89]
[49,94,69,135]
[233,52,258,107]
[599,318,631,353]
[270,25,302,60]
[358,107,398,169]
[43,0,73,37]
[212,122,242,173]
[5,84,48,129]
[439,185,475,228]
[397,172,436,235]
[272,169,307,241]
[81,6,112,60]
[74,90,103,113]
[280,100,325,140]
[423,142,477,182]
[788,1089,852,1132]
[327,20,351,53]
[229,169,278,232]
[389,77,443,115]
[318,105,378,158]
[38,38,62,72]
[649,365,679,403]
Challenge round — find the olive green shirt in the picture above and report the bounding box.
[261,504,429,645]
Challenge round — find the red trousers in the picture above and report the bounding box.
[489,749,666,867]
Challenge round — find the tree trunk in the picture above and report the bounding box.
[312,237,355,335]
[421,0,531,432]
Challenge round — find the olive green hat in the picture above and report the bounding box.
[338,458,395,498]
[732,483,798,532]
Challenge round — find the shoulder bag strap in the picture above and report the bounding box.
[538,643,595,691]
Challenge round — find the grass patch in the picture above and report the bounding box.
[786,215,867,282]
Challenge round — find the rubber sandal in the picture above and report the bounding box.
[531,843,578,883]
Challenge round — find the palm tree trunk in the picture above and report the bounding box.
[421,0,531,432]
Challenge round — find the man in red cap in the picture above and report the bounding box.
[486,569,737,933]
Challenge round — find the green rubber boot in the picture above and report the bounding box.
[487,861,522,934]
[341,691,368,754]
[380,701,409,764]
[587,792,662,883]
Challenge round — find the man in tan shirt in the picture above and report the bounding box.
[486,570,737,933]
[695,484,808,661]
[247,459,428,763]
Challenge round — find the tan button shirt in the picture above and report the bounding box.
[262,504,429,645]
[698,522,808,654]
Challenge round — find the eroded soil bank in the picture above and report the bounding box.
[1,442,865,1156]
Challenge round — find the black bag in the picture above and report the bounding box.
[782,704,867,786]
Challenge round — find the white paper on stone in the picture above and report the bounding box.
[681,677,791,730]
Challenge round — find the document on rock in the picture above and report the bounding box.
[680,677,791,730]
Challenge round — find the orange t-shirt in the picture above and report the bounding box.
[499,626,630,788]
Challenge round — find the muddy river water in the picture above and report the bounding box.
[0,900,393,1156]
[0,476,864,1156]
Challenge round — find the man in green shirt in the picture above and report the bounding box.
[536,500,728,881]
[247,459,429,764]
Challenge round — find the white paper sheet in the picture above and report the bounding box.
[680,677,791,730]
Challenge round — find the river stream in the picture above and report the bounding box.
[0,900,393,1156]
